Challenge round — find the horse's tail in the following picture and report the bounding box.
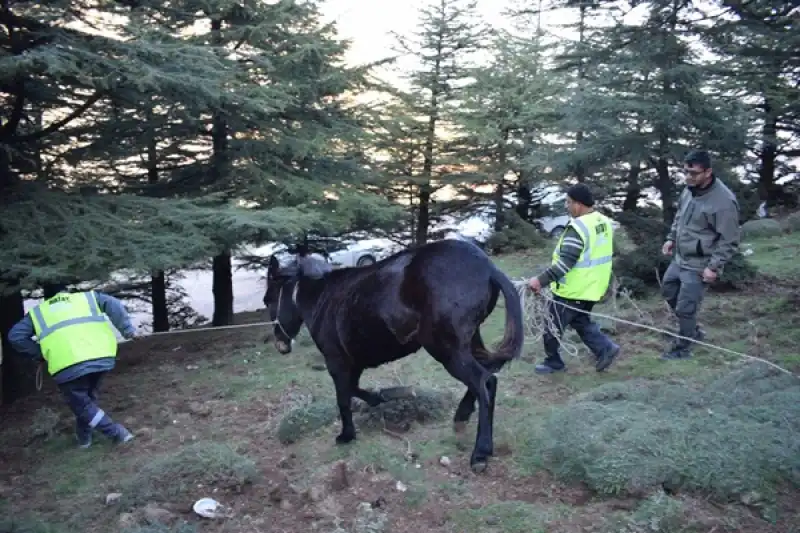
[486,266,525,362]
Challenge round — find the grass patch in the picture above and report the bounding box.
[0,514,69,533]
[449,501,573,533]
[119,441,259,507]
[601,491,693,533]
[121,526,197,533]
[514,363,800,504]
[277,388,455,444]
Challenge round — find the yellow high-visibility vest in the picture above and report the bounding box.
[550,211,614,302]
[29,291,118,375]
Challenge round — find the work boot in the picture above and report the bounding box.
[596,344,620,372]
[113,425,135,444]
[661,344,692,360]
[75,422,92,449]
[534,362,566,374]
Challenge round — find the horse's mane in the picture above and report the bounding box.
[291,254,334,280]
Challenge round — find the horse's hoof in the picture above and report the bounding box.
[470,460,488,474]
[453,421,467,434]
[335,433,356,444]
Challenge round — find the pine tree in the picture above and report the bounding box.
[393,0,490,244]
[703,0,800,206]
[537,0,749,225]
[454,31,566,230]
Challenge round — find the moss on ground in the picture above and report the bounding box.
[514,363,799,508]
[277,387,455,444]
[119,441,259,507]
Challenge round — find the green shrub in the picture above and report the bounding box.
[514,364,800,504]
[784,211,800,233]
[119,442,259,507]
[277,388,455,444]
[486,212,547,254]
[741,219,782,239]
[613,211,757,295]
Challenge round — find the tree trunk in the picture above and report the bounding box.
[1,140,37,404]
[621,162,642,212]
[212,251,234,326]
[515,171,532,222]
[146,110,169,332]
[0,288,33,405]
[151,271,169,332]
[757,92,778,204]
[415,186,431,245]
[210,15,234,326]
[654,156,676,230]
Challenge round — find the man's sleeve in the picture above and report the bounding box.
[7,314,43,359]
[536,226,584,286]
[708,200,741,273]
[95,292,136,337]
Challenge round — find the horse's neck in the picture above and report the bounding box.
[295,276,328,319]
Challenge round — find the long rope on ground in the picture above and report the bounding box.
[31,281,797,392]
[510,279,797,377]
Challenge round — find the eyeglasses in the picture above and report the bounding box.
[683,168,707,176]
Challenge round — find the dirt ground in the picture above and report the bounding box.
[1,274,799,533]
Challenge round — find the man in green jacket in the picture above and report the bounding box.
[661,150,740,360]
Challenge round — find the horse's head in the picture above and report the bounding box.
[264,255,304,354]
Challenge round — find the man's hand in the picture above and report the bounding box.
[702,267,717,283]
[528,277,542,293]
[662,240,674,256]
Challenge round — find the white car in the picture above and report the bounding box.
[326,239,392,268]
[535,214,572,238]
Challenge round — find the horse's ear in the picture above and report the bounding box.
[267,255,280,279]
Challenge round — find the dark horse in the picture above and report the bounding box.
[263,238,524,472]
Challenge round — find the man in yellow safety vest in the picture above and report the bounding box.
[7,282,139,448]
[528,183,621,374]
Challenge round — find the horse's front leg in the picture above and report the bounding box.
[330,367,357,443]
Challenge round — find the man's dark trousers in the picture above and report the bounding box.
[661,261,705,355]
[541,295,618,370]
[58,371,125,445]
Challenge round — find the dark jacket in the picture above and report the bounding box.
[667,175,740,274]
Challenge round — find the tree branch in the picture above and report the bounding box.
[9,92,103,144]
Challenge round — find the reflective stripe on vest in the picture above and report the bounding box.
[31,292,107,341]
[550,211,614,301]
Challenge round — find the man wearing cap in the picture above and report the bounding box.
[528,183,620,374]
[7,282,139,448]
[660,150,740,360]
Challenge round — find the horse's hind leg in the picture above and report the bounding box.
[431,345,497,473]
[454,331,505,433]
[350,367,385,408]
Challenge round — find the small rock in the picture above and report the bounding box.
[280,499,293,510]
[353,501,389,533]
[395,481,407,492]
[143,503,177,524]
[741,491,763,506]
[136,427,154,439]
[105,492,122,505]
[439,456,451,467]
[118,512,136,529]
[277,453,297,469]
[328,460,349,491]
[305,484,326,502]
[188,401,212,417]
